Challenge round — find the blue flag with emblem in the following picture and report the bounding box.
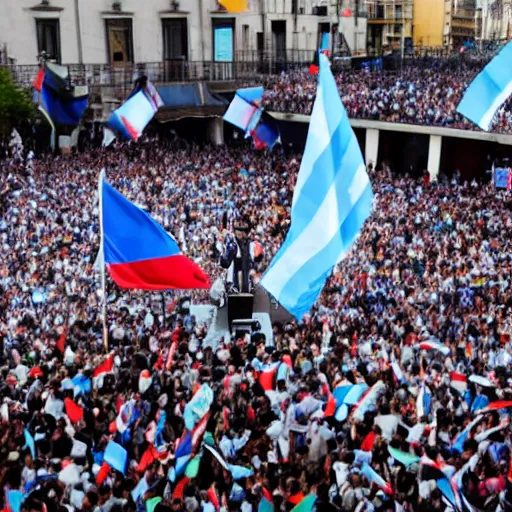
[261,53,373,319]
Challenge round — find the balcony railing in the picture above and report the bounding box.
[453,8,477,20]
[7,54,317,91]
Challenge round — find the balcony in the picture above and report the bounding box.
[452,8,476,20]
[451,17,476,32]
[367,1,413,24]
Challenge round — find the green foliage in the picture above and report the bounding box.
[0,67,35,137]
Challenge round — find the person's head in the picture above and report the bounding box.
[82,490,99,511]
[24,454,33,468]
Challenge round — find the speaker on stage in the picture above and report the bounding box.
[227,293,254,330]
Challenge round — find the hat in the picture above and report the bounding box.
[7,451,19,462]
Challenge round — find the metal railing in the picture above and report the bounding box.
[7,54,318,91]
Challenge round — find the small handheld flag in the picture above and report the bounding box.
[98,171,210,290]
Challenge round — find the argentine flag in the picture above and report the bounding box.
[261,53,373,319]
[457,41,512,131]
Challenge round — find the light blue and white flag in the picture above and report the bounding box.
[457,41,512,131]
[260,53,373,319]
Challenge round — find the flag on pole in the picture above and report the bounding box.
[457,41,512,131]
[223,87,280,150]
[107,91,156,142]
[98,171,210,290]
[260,53,373,319]
[107,79,163,141]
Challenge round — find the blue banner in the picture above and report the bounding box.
[494,167,510,188]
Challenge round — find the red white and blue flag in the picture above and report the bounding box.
[99,171,210,290]
[107,80,163,142]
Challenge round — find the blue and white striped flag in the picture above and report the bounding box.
[457,41,512,131]
[261,54,373,319]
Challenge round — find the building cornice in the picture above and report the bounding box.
[30,4,63,12]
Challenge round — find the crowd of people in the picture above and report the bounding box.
[260,64,512,133]
[1,132,512,512]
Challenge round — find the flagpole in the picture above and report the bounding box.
[98,169,108,352]
[161,292,166,326]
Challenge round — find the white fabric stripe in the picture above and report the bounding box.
[285,179,372,313]
[292,84,342,208]
[262,163,368,300]
[479,79,512,130]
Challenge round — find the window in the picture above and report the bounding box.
[36,19,61,62]
[257,32,264,58]
[271,20,286,61]
[162,18,188,61]
[242,24,249,50]
[105,19,133,65]
[212,18,235,62]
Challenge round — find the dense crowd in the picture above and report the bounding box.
[1,134,512,512]
[261,66,512,133]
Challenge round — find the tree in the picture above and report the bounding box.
[0,67,35,139]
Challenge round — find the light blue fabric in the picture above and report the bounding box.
[184,383,213,430]
[457,41,512,130]
[437,477,457,509]
[155,411,166,448]
[72,373,91,397]
[7,490,24,512]
[175,454,191,476]
[258,498,274,512]
[261,53,373,319]
[131,477,148,502]
[277,362,291,382]
[471,394,489,413]
[24,429,36,459]
[333,385,353,407]
[227,463,254,480]
[237,87,264,105]
[104,441,128,474]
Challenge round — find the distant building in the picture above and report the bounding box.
[412,0,479,49]
[365,0,414,55]
[445,0,478,47]
[480,0,512,41]
[413,0,445,47]
[0,0,367,66]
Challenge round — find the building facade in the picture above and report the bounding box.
[445,0,478,47]
[0,0,367,66]
[412,0,478,49]
[413,0,445,47]
[365,0,414,55]
[480,0,512,40]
